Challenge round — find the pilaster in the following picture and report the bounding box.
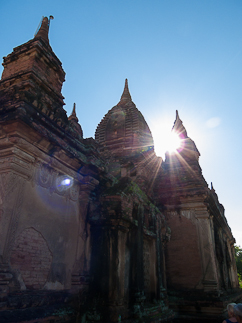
[195,209,219,291]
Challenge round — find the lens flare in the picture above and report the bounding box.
[56,175,73,192]
[61,178,71,186]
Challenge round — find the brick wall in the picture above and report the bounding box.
[166,213,202,289]
[2,52,36,80]
[10,227,52,289]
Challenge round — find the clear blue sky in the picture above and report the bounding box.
[1,0,242,245]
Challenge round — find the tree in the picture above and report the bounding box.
[234,245,242,287]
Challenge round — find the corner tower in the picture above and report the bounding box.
[0,17,101,322]
[154,111,239,320]
[95,79,154,157]
[0,16,67,126]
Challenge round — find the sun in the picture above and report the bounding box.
[151,117,182,158]
[153,129,182,158]
[166,131,182,153]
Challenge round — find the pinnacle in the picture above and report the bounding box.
[34,17,50,43]
[72,103,77,117]
[68,103,79,122]
[176,110,179,120]
[172,110,188,139]
[118,79,132,104]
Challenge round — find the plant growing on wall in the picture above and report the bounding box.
[235,245,242,288]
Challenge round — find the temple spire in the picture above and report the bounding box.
[172,110,188,139]
[68,103,79,122]
[68,103,83,138]
[34,16,53,44]
[211,182,216,192]
[118,79,132,104]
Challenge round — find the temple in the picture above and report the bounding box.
[0,17,240,323]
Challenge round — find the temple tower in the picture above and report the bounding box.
[92,81,172,322]
[95,79,160,197]
[0,17,100,322]
[154,111,240,320]
[95,79,154,157]
[0,15,240,323]
[0,16,67,126]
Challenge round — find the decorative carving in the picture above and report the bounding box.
[70,184,79,201]
[35,163,81,200]
[38,164,52,188]
[181,210,191,219]
[166,211,178,217]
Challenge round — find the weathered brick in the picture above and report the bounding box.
[10,228,52,289]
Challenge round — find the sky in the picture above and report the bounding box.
[0,0,242,245]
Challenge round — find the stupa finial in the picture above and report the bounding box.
[72,103,77,117]
[34,16,54,43]
[118,79,132,104]
[172,110,188,139]
[68,103,79,122]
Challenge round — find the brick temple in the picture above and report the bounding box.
[0,16,241,323]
